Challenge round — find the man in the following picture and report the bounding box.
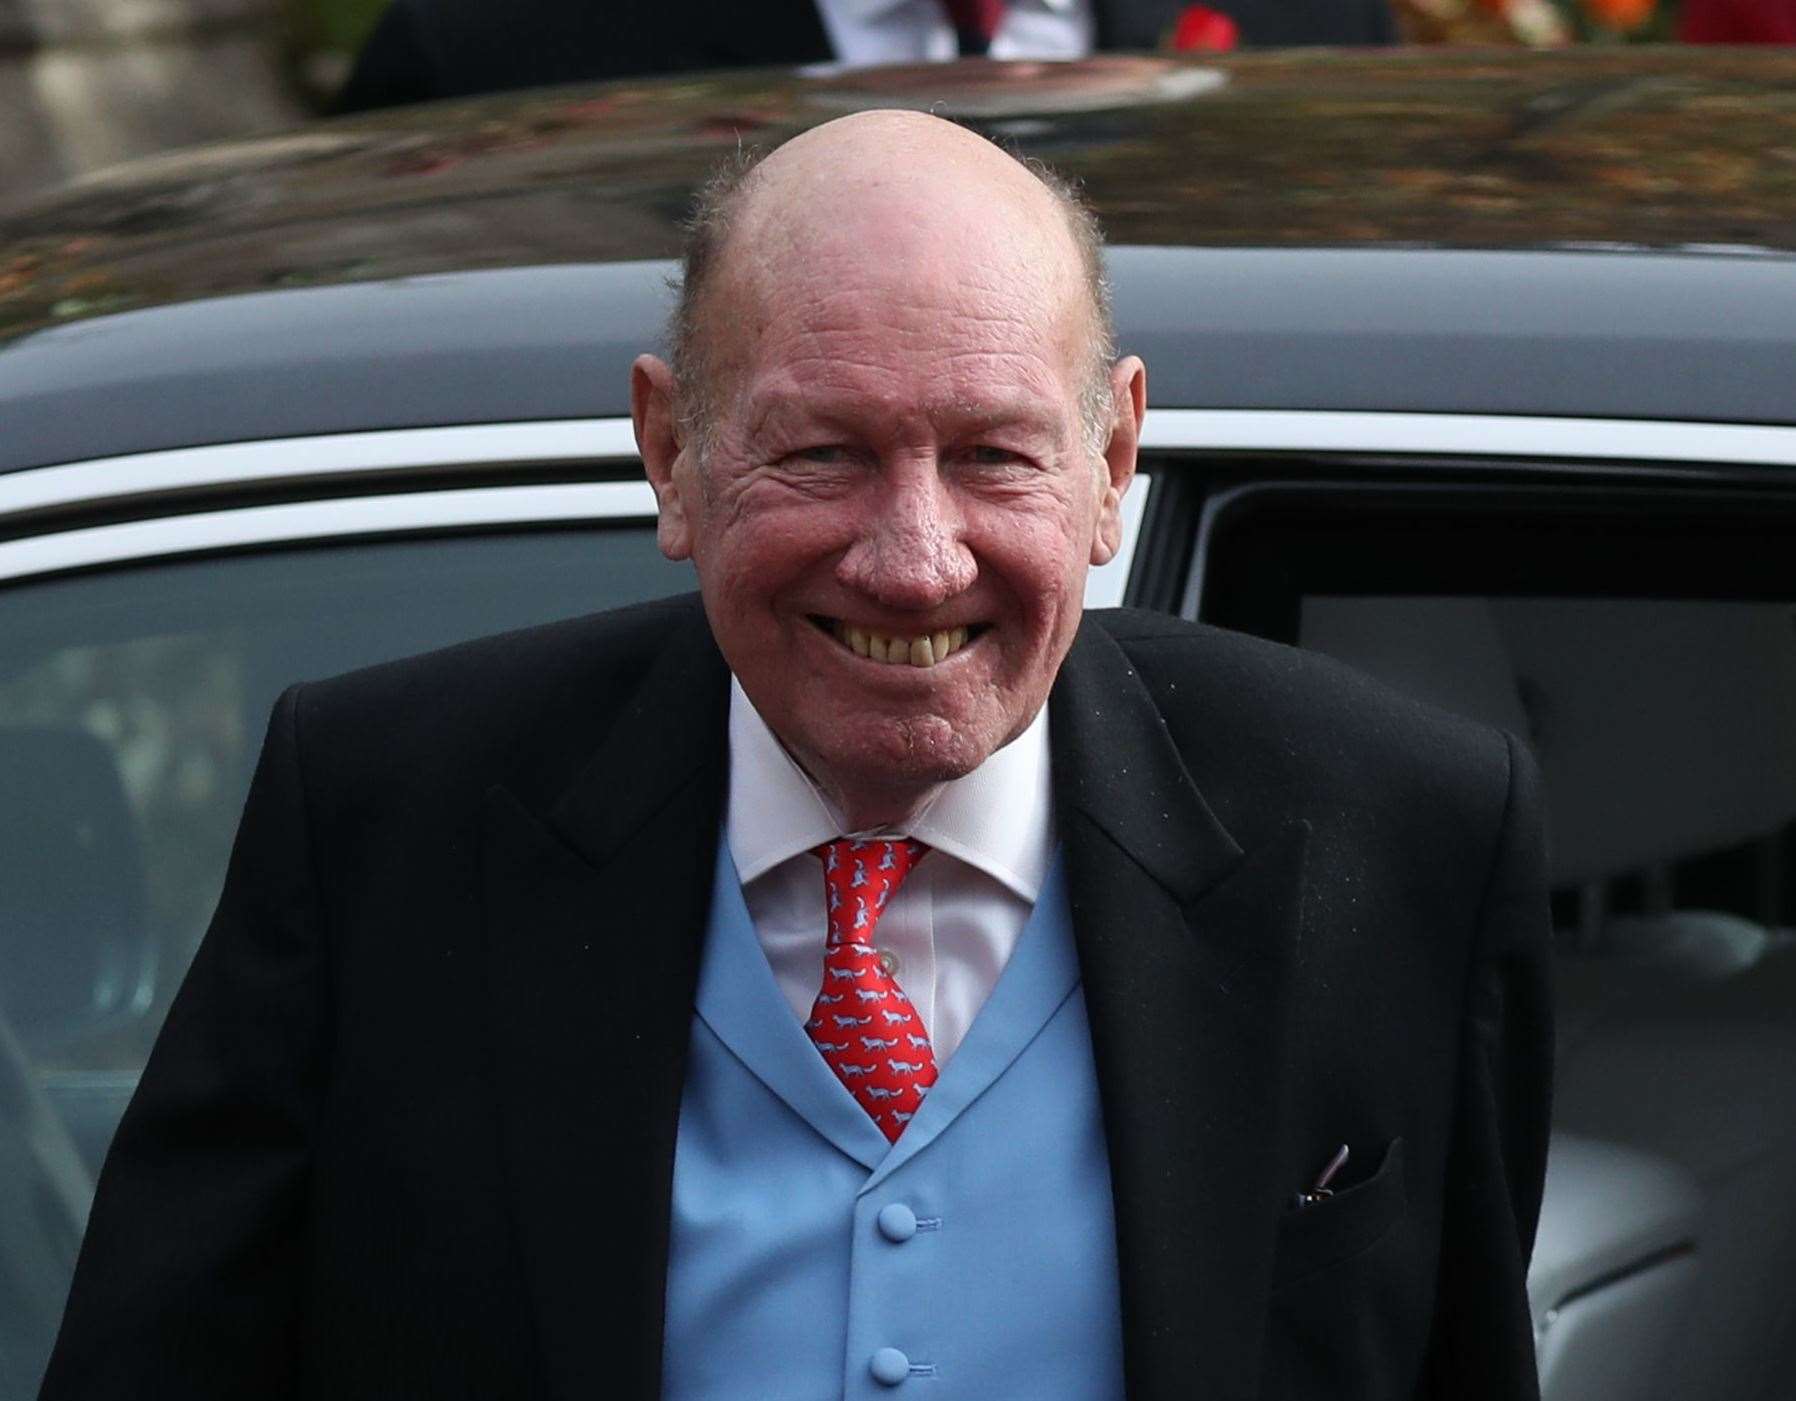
[335,0,1398,113]
[41,113,1550,1399]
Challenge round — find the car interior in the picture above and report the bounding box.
[0,524,693,1395]
[1300,594,1796,1401]
[1205,482,1796,1401]
[3,477,1795,1399]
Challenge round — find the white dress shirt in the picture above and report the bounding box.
[813,0,1095,66]
[726,678,1055,1065]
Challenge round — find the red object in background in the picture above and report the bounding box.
[942,0,1005,42]
[1170,4,1241,50]
[1680,0,1796,39]
[1584,0,1657,28]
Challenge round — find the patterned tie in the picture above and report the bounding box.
[806,838,937,1142]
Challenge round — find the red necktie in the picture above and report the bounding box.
[806,838,937,1142]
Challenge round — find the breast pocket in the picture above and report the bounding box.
[1264,1138,1426,1401]
[1270,1137,1407,1294]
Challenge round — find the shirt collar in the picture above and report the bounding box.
[726,677,1053,902]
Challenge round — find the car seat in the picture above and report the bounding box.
[1301,594,1796,1401]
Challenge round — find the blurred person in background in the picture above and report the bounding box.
[335,0,1398,113]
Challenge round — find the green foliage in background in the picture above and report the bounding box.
[282,0,389,107]
[290,0,389,52]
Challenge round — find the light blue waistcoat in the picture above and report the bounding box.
[662,841,1125,1400]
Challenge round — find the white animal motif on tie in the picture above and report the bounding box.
[807,837,939,1142]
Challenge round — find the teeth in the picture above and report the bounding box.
[827,622,977,668]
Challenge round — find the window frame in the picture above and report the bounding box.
[0,419,1153,609]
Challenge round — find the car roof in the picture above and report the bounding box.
[3,47,1795,472]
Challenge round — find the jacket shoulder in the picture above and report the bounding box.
[1086,608,1519,843]
[289,593,716,811]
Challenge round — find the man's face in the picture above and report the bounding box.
[636,137,1141,818]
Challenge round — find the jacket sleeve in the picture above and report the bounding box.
[1424,731,1555,1399]
[38,686,327,1400]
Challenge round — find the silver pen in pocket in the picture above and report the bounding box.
[1295,1144,1351,1208]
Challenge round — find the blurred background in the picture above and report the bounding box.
[1,0,1790,203]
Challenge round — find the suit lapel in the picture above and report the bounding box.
[483,607,1303,1399]
[1052,621,1307,1401]
[482,608,729,1401]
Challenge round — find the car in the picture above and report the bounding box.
[3,45,1796,1401]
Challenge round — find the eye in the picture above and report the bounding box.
[962,444,1029,468]
[785,444,855,467]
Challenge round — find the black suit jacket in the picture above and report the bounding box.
[335,0,1397,113]
[42,597,1549,1401]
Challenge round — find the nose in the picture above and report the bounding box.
[835,458,976,611]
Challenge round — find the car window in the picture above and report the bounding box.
[1196,480,1796,1401]
[0,523,692,1396]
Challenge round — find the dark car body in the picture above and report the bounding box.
[3,47,1796,1401]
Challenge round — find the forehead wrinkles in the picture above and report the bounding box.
[717,231,1085,421]
[743,323,1072,450]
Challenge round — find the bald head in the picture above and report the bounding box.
[670,111,1116,453]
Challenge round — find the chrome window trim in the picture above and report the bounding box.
[1138,410,1796,466]
[9,411,1796,535]
[0,420,644,524]
[0,482,659,585]
[0,412,1152,606]
[0,473,1152,609]
[19,403,1790,601]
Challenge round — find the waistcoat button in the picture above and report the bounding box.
[876,1202,919,1242]
[870,1347,910,1386]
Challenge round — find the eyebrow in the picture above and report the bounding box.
[743,390,1067,443]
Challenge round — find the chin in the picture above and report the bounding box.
[793,711,993,791]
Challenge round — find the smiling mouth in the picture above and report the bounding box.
[809,616,984,668]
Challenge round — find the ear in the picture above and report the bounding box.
[1090,355,1146,567]
[632,354,695,561]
